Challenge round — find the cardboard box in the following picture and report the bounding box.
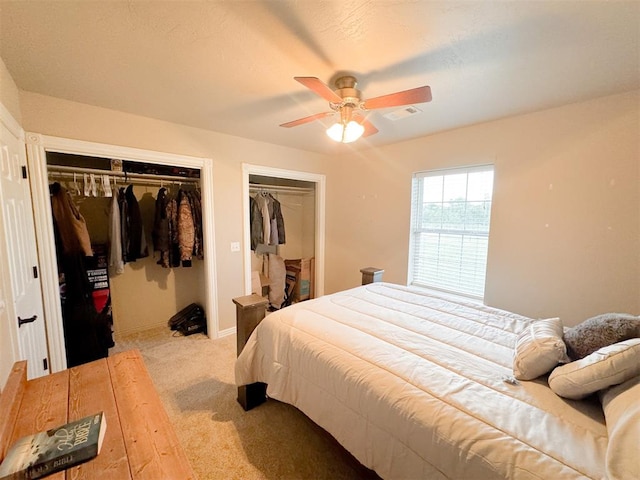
[285,258,314,302]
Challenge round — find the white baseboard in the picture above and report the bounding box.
[217,326,236,338]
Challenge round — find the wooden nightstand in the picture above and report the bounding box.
[233,294,269,411]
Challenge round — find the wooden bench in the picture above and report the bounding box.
[0,349,195,479]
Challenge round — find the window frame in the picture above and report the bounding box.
[408,164,495,300]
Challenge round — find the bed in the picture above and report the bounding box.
[235,282,639,479]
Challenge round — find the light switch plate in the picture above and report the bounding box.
[230,241,241,252]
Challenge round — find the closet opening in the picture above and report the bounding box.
[242,164,325,311]
[46,152,206,366]
[25,133,220,373]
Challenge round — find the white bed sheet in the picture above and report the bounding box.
[235,283,608,479]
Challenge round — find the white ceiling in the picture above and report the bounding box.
[1,1,638,154]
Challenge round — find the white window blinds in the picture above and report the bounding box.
[409,165,494,298]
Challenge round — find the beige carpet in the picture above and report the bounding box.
[110,327,380,480]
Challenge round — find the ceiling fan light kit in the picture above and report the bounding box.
[325,102,364,143]
[281,75,432,144]
[326,120,364,143]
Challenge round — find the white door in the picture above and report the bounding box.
[0,119,49,379]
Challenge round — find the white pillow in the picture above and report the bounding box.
[513,318,569,380]
[599,376,640,480]
[548,338,640,400]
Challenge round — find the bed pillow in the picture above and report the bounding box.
[548,338,640,400]
[563,313,640,360]
[513,318,570,380]
[599,376,640,480]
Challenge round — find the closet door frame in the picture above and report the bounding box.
[26,133,219,373]
[242,163,325,298]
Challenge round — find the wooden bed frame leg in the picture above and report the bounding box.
[237,382,267,411]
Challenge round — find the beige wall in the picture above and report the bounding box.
[325,90,640,326]
[19,91,327,333]
[0,56,21,124]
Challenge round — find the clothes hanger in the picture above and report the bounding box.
[89,174,98,196]
[102,175,113,197]
[73,173,81,196]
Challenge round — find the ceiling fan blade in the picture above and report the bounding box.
[294,77,343,103]
[353,113,379,137]
[363,85,432,110]
[280,111,334,128]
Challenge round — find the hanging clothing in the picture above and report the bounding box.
[104,184,204,271]
[50,183,93,257]
[254,193,271,245]
[191,190,204,260]
[249,192,286,249]
[152,188,203,268]
[270,211,279,246]
[267,253,286,309]
[108,195,124,275]
[58,253,111,367]
[178,190,195,267]
[250,196,262,251]
[50,182,112,367]
[117,187,128,266]
[166,194,181,267]
[269,193,286,245]
[152,187,171,268]
[122,184,148,262]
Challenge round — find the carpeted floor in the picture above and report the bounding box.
[110,326,380,480]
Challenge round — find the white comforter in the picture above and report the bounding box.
[235,283,608,479]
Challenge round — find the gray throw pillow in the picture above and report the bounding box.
[563,313,640,360]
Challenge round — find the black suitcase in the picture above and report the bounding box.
[168,303,207,336]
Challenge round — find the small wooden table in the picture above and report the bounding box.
[0,350,195,479]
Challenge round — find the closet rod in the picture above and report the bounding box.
[48,171,192,189]
[47,164,200,184]
[249,183,313,194]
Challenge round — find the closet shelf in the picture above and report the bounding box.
[47,164,200,186]
[249,183,313,194]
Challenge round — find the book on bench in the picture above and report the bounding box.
[0,412,106,480]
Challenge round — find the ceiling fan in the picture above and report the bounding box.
[280,75,432,143]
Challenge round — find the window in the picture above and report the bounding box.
[409,165,494,299]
